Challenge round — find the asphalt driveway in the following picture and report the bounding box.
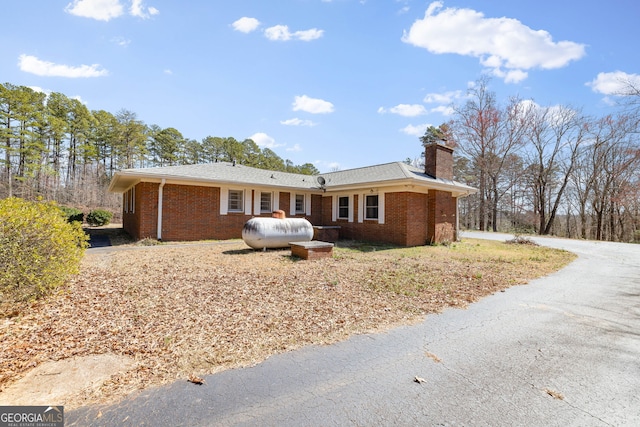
[68,233,640,426]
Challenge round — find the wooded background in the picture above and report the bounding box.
[425,77,640,243]
[2,78,639,242]
[0,82,319,220]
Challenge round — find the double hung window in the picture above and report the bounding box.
[365,194,378,220]
[338,196,349,219]
[228,190,244,212]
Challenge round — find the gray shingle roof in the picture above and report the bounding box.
[109,161,320,192]
[320,162,458,187]
[109,161,476,195]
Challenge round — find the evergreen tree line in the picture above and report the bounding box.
[420,77,640,243]
[0,82,319,212]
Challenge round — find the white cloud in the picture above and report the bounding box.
[423,90,463,104]
[587,71,640,96]
[292,95,334,114]
[402,1,586,83]
[249,132,282,148]
[396,0,410,14]
[164,69,173,75]
[294,28,324,41]
[265,25,292,41]
[429,105,455,116]
[71,95,87,104]
[264,25,324,41]
[378,104,427,117]
[491,68,529,84]
[280,118,317,127]
[401,123,431,137]
[130,0,159,19]
[65,0,157,21]
[28,86,50,95]
[65,0,124,21]
[111,36,131,47]
[27,87,86,104]
[18,54,108,78]
[232,17,260,33]
[286,144,302,152]
[31,88,86,104]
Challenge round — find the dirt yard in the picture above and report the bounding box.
[0,237,575,409]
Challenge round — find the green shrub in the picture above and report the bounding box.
[86,209,113,226]
[59,205,84,223]
[0,197,89,304]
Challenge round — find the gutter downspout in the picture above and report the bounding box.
[157,179,166,241]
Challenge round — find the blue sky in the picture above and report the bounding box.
[3,0,639,172]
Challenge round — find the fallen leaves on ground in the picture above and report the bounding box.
[0,239,575,408]
[188,374,205,385]
[544,388,565,400]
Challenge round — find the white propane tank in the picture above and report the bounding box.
[242,217,313,249]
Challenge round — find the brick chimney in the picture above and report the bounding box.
[424,142,454,180]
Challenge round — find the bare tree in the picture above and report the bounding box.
[585,114,640,240]
[522,103,587,235]
[452,77,528,231]
[452,76,502,231]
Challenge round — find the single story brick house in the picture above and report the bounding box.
[108,143,477,246]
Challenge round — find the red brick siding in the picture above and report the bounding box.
[318,192,430,246]
[309,194,323,225]
[123,182,158,240]
[406,192,429,246]
[426,190,457,243]
[425,143,454,180]
[122,182,456,245]
[123,183,319,241]
[277,192,291,217]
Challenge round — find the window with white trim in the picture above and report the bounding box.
[260,192,272,213]
[365,194,378,220]
[338,196,349,219]
[295,194,305,214]
[228,189,244,212]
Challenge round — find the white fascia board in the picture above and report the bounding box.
[324,179,477,197]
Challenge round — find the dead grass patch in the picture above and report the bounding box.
[0,238,575,408]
